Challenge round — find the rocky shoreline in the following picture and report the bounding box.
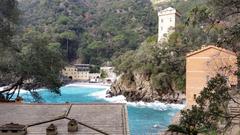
[107,73,185,104]
[107,73,186,135]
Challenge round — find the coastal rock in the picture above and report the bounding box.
[109,72,158,102]
[109,72,185,103]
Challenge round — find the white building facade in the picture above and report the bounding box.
[158,7,181,42]
[89,73,101,83]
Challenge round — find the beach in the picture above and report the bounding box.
[65,82,111,89]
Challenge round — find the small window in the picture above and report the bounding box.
[194,94,197,100]
[161,19,163,23]
[161,27,163,30]
[170,18,172,22]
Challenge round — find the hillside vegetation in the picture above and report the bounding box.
[111,0,240,102]
[114,0,216,92]
[18,0,157,64]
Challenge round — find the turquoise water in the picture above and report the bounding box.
[20,86,183,135]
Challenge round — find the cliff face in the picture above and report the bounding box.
[108,72,185,103]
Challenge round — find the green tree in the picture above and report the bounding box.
[59,31,77,61]
[0,0,19,50]
[57,15,72,25]
[168,75,233,135]
[100,70,108,79]
[167,0,240,134]
[89,65,100,73]
[18,0,157,65]
[0,1,66,101]
[113,0,220,95]
[186,0,240,52]
[0,31,66,101]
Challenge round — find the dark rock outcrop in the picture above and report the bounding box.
[108,72,185,103]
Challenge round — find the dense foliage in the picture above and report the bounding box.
[0,0,19,50]
[1,0,239,105]
[167,0,240,134]
[114,0,221,93]
[0,0,66,101]
[0,0,160,101]
[169,75,233,134]
[114,0,240,94]
[18,0,157,65]
[0,0,20,84]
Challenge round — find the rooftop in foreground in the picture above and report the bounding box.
[0,103,129,135]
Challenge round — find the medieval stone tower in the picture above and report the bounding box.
[158,7,181,42]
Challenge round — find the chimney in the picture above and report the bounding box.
[0,123,27,135]
[46,124,57,135]
[68,119,78,132]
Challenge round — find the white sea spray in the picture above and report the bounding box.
[89,89,185,111]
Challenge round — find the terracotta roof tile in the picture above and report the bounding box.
[0,103,129,135]
[186,45,237,57]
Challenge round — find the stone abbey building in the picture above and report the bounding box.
[62,64,100,82]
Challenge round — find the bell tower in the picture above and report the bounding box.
[158,7,181,42]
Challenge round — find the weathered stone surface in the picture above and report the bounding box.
[109,72,156,102]
[109,72,185,103]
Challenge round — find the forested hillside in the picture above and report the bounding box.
[110,0,240,102]
[17,0,157,64]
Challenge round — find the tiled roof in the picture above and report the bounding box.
[186,45,237,57]
[0,103,129,135]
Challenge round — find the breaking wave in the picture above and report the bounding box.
[89,89,185,111]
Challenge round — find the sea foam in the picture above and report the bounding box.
[89,89,185,111]
[65,83,111,89]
